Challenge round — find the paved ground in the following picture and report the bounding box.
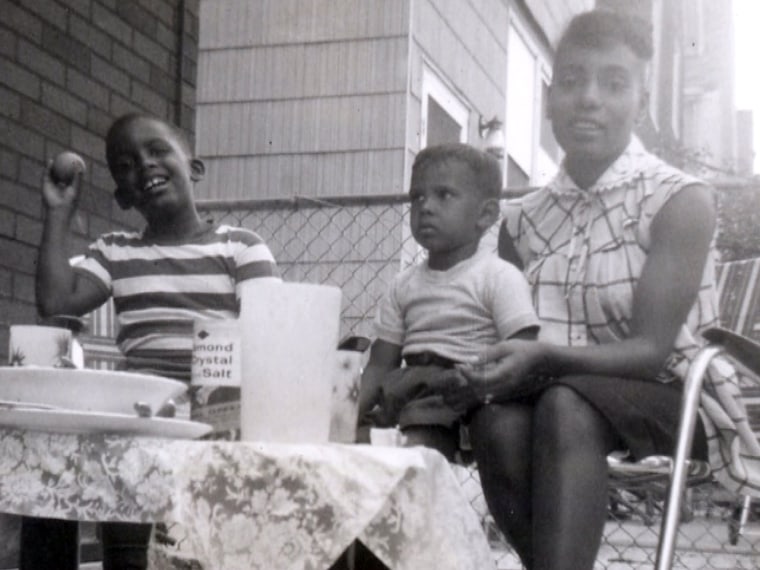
[7,514,759,569]
[492,518,760,570]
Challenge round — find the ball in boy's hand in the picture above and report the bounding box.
[50,151,86,185]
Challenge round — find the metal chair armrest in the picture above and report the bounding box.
[702,327,760,381]
[656,343,722,570]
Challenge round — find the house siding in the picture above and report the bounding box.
[196,0,410,200]
[0,0,198,363]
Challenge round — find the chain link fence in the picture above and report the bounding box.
[199,194,417,341]
[197,191,760,569]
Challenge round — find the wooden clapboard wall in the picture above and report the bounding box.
[195,0,410,200]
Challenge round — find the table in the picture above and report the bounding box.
[0,428,496,570]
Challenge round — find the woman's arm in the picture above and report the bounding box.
[465,184,716,385]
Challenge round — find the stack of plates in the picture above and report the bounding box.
[0,367,211,439]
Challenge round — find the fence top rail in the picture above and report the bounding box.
[194,180,760,213]
[196,188,539,212]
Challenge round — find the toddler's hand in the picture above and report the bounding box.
[439,367,488,413]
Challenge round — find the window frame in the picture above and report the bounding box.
[504,10,558,187]
[420,64,470,148]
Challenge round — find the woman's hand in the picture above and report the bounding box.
[442,339,548,411]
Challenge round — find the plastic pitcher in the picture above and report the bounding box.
[239,281,342,443]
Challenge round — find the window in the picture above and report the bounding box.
[420,66,469,148]
[505,13,559,187]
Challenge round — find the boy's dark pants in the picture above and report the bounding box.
[100,522,152,570]
[20,517,78,569]
[20,517,151,570]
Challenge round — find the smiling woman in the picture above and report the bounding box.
[450,10,760,570]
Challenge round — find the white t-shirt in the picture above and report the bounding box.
[374,250,539,363]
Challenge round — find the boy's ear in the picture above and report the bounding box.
[477,198,500,231]
[190,158,205,182]
[114,187,134,210]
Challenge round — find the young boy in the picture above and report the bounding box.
[357,143,539,460]
[31,113,280,569]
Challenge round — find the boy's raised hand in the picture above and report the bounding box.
[43,152,86,212]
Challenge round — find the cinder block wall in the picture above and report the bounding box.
[0,0,199,362]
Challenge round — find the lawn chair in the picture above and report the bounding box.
[605,326,760,570]
[606,256,760,570]
[654,327,760,568]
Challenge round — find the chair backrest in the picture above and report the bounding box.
[716,257,760,437]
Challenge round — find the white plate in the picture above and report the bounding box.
[0,408,212,439]
[0,367,187,416]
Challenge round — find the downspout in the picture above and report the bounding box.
[174,0,186,127]
[403,0,415,192]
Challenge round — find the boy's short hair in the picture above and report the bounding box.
[557,9,653,61]
[105,113,192,165]
[412,143,502,200]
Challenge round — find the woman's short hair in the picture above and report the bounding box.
[557,9,653,61]
[412,143,502,200]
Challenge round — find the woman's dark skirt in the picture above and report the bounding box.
[554,375,708,461]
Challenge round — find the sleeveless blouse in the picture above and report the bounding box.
[503,137,760,496]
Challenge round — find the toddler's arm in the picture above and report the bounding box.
[358,339,402,419]
[36,165,108,317]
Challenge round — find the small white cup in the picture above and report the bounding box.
[8,325,72,367]
[370,427,407,447]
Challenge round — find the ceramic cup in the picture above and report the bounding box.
[8,325,72,367]
[328,349,364,443]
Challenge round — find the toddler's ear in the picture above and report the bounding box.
[478,198,500,231]
[190,158,205,182]
[114,187,134,210]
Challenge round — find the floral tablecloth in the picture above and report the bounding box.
[0,429,495,570]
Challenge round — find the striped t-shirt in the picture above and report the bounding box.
[74,224,280,380]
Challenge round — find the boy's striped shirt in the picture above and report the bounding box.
[74,224,280,380]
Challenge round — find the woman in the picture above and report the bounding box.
[445,10,760,570]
